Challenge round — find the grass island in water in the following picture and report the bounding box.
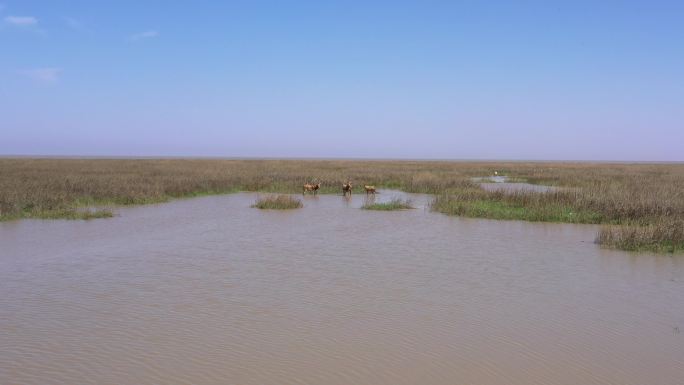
[362,198,414,211]
[251,195,303,210]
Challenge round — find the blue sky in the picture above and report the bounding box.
[1,1,683,160]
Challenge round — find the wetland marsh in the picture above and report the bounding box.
[1,190,683,385]
[1,159,682,252]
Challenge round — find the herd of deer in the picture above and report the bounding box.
[302,180,376,195]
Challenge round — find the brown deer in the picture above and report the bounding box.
[342,180,353,196]
[364,185,376,195]
[303,181,321,195]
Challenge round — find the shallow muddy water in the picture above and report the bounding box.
[479,182,558,193]
[1,191,683,385]
[474,176,559,193]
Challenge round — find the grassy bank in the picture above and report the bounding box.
[252,195,303,210]
[430,178,684,252]
[1,158,682,252]
[362,198,414,211]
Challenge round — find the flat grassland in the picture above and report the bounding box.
[1,158,682,252]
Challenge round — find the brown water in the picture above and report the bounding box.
[474,176,559,193]
[1,191,683,385]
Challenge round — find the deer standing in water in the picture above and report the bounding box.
[342,180,353,196]
[303,181,321,195]
[364,185,376,195]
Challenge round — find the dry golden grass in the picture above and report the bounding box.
[1,158,682,251]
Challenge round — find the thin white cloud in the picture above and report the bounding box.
[4,15,37,26]
[19,67,61,84]
[129,30,158,41]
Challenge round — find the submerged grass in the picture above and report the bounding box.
[2,207,114,221]
[40,209,114,220]
[251,195,303,210]
[362,198,414,211]
[1,158,682,252]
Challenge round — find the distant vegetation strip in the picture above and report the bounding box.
[1,159,682,252]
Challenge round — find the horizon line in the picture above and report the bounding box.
[1,154,682,164]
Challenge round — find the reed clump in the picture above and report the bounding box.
[251,195,303,210]
[362,198,414,211]
[596,218,684,253]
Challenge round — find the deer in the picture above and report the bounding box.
[303,181,321,195]
[342,180,353,196]
[364,185,376,195]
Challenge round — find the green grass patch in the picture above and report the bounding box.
[431,195,603,223]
